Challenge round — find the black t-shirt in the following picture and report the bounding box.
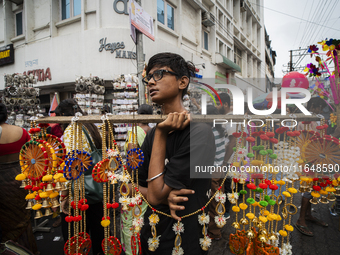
[139,122,215,255]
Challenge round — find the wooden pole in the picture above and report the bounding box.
[35,114,322,124]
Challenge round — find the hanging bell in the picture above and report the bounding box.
[46,183,53,192]
[335,188,340,196]
[268,233,278,241]
[239,218,249,225]
[44,208,53,217]
[26,201,33,210]
[310,197,319,205]
[34,210,43,219]
[51,198,60,208]
[327,193,336,202]
[42,199,49,208]
[61,183,68,191]
[20,180,27,188]
[319,196,329,204]
[246,229,255,239]
[231,222,241,229]
[258,234,268,243]
[54,182,62,191]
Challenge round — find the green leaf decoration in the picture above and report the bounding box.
[264,195,270,201]
[233,147,237,152]
[268,200,276,206]
[259,150,268,155]
[269,154,278,159]
[240,190,247,195]
[266,149,273,154]
[247,153,255,158]
[252,146,259,151]
[259,201,268,207]
[246,198,255,204]
[258,145,265,150]
[255,188,263,193]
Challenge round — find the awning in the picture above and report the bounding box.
[215,53,241,73]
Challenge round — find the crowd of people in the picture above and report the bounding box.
[1,52,340,254]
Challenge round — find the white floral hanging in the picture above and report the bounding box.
[198,213,210,225]
[214,215,226,228]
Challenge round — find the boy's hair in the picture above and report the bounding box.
[145,52,196,98]
[215,93,230,106]
[307,97,327,111]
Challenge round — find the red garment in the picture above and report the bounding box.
[0,128,31,156]
[50,123,63,138]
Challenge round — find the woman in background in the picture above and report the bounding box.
[0,103,38,254]
[53,99,104,255]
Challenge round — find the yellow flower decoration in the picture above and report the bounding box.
[263,210,270,216]
[42,175,53,182]
[332,180,338,186]
[101,219,110,227]
[49,192,59,199]
[277,180,285,185]
[246,213,255,220]
[232,206,240,212]
[287,188,298,194]
[282,191,291,197]
[32,204,42,210]
[252,202,258,207]
[279,230,287,237]
[319,189,328,195]
[59,177,67,182]
[285,224,294,232]
[267,213,277,221]
[233,162,240,167]
[53,173,64,180]
[15,173,27,181]
[25,193,36,200]
[239,203,248,210]
[149,213,160,225]
[311,191,320,198]
[39,192,49,198]
[259,216,268,223]
[276,215,282,221]
[300,177,309,182]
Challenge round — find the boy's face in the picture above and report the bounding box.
[146,66,188,105]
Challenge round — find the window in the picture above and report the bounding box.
[157,0,175,30]
[234,47,242,73]
[61,0,81,20]
[16,11,23,36]
[203,31,208,50]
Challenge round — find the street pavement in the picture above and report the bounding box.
[33,194,340,255]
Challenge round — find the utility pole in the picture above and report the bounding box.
[136,0,145,106]
[282,48,307,74]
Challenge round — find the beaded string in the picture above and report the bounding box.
[102,118,108,255]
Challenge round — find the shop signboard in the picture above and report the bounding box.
[0,44,14,66]
[129,0,155,41]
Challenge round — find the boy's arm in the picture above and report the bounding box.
[147,112,189,205]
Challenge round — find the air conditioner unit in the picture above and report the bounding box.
[202,12,215,27]
[240,1,246,12]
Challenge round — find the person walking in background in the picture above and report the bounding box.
[52,99,104,255]
[206,105,226,240]
[0,103,39,254]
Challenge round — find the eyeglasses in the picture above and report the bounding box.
[142,69,178,85]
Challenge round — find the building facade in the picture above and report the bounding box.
[0,0,266,108]
[264,28,276,92]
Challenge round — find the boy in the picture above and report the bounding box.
[138,53,215,254]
